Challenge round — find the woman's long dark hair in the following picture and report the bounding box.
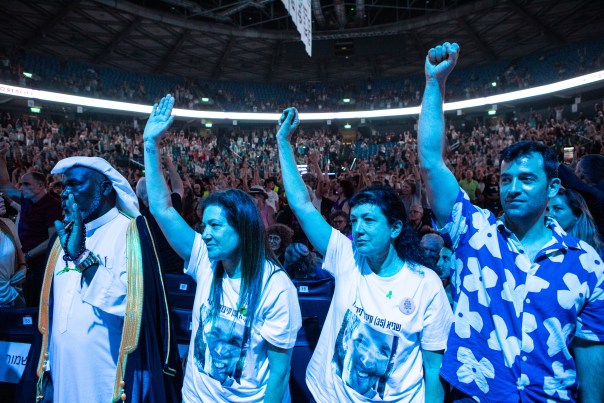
[202,189,279,329]
[556,187,603,251]
[348,185,431,268]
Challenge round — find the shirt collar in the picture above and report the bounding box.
[496,214,580,250]
[85,207,119,233]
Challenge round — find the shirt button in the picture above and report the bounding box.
[522,356,527,361]
[525,298,530,304]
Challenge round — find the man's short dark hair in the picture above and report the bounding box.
[28,171,47,186]
[499,141,558,180]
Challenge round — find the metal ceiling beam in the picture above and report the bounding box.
[219,0,273,17]
[155,29,190,73]
[211,37,235,80]
[508,0,564,44]
[92,0,500,41]
[93,17,142,63]
[22,0,82,48]
[159,0,231,23]
[457,18,497,62]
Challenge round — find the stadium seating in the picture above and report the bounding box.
[163,272,197,310]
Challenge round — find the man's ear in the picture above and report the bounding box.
[101,180,114,197]
[391,219,403,239]
[548,178,561,199]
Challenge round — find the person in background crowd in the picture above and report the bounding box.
[136,172,185,273]
[419,41,604,402]
[277,106,452,402]
[264,176,280,212]
[267,223,294,265]
[284,243,329,280]
[249,184,276,229]
[558,154,604,240]
[0,196,27,306]
[420,233,445,270]
[16,156,182,403]
[408,203,433,235]
[398,179,422,217]
[143,94,301,403]
[48,180,64,200]
[547,187,603,254]
[435,246,454,306]
[191,198,204,233]
[482,173,502,216]
[0,147,63,307]
[329,210,351,237]
[329,179,354,215]
[458,169,479,203]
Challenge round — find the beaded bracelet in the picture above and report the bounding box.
[61,221,87,262]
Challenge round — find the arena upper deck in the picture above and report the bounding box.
[1,0,604,82]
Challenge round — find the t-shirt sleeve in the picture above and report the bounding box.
[575,245,604,341]
[419,270,454,351]
[259,272,302,350]
[322,228,354,279]
[184,232,207,281]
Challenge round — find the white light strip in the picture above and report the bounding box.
[1,69,603,122]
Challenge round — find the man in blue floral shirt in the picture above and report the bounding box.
[418,42,604,402]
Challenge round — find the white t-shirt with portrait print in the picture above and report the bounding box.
[182,233,301,403]
[306,229,452,402]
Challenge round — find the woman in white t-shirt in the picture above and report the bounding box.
[143,95,302,403]
[277,107,453,403]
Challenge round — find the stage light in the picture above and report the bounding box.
[344,123,352,129]
[488,110,496,115]
[23,72,33,78]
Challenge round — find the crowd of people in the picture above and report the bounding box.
[0,41,603,403]
[2,38,604,113]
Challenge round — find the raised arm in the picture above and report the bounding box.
[276,108,332,256]
[0,145,20,198]
[143,95,195,261]
[164,154,184,198]
[418,42,461,227]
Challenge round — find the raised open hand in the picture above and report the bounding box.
[276,107,300,142]
[425,42,460,83]
[143,94,175,143]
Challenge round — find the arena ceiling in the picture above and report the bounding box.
[0,0,603,83]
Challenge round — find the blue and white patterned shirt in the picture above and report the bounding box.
[439,189,604,402]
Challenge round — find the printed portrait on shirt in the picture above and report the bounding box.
[333,310,399,399]
[193,304,248,386]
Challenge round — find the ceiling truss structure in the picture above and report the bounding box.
[0,0,602,83]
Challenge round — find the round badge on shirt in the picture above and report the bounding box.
[399,297,416,315]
